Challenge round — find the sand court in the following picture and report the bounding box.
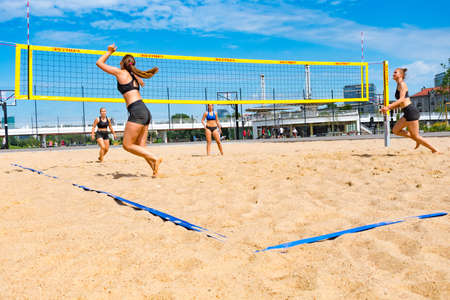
[0,138,449,299]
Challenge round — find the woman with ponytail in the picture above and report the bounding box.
[96,44,163,176]
[380,68,439,153]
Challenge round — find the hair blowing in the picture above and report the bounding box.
[121,54,157,79]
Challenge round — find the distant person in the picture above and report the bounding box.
[201,104,224,156]
[380,68,439,153]
[243,129,247,139]
[91,107,117,162]
[96,44,163,176]
[292,127,298,138]
[279,127,284,138]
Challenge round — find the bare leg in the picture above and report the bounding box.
[392,117,420,149]
[104,139,110,156]
[212,129,224,155]
[122,122,160,173]
[205,128,212,156]
[407,121,439,153]
[136,125,162,177]
[96,138,106,162]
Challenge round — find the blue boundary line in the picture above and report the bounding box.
[11,163,226,241]
[10,163,447,251]
[256,212,447,252]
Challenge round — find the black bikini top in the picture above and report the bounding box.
[117,71,140,95]
[97,116,109,129]
[395,89,409,100]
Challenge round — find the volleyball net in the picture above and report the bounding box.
[15,44,370,105]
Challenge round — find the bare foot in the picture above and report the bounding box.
[414,142,420,149]
[432,150,442,154]
[98,156,103,162]
[152,158,163,178]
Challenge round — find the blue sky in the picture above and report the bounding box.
[0,0,449,127]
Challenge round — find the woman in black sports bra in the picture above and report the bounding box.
[91,107,117,162]
[96,44,163,176]
[201,104,224,156]
[380,68,439,153]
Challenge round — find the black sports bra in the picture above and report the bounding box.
[395,89,409,100]
[97,116,109,129]
[117,71,140,95]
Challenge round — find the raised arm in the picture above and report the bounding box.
[96,44,121,76]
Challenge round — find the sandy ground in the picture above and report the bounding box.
[0,137,449,299]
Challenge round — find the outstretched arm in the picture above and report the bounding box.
[96,44,121,76]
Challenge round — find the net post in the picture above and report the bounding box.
[15,46,21,97]
[1,101,9,149]
[383,61,390,147]
[167,87,171,130]
[81,86,86,145]
[27,45,30,100]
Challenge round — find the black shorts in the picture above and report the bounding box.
[206,126,217,133]
[127,100,152,125]
[402,104,420,121]
[95,131,109,140]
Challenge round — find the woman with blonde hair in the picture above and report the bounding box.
[91,107,116,162]
[380,68,439,153]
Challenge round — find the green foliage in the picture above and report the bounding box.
[167,129,205,142]
[9,136,40,148]
[436,59,450,97]
[171,113,192,121]
[339,104,353,111]
[422,122,450,132]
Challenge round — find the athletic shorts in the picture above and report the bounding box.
[95,131,109,140]
[402,104,420,121]
[127,100,152,125]
[206,126,217,133]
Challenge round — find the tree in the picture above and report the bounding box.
[339,104,353,111]
[436,58,450,105]
[171,113,191,121]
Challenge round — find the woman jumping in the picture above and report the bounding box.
[91,107,117,162]
[380,68,439,153]
[201,104,224,156]
[96,44,163,176]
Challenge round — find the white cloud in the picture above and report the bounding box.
[85,1,450,63]
[225,43,238,49]
[2,1,449,65]
[402,60,443,88]
[34,30,105,46]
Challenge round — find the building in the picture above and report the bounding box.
[410,87,446,112]
[435,72,445,87]
[343,84,377,113]
[217,108,229,118]
[1,116,15,129]
[344,83,376,100]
